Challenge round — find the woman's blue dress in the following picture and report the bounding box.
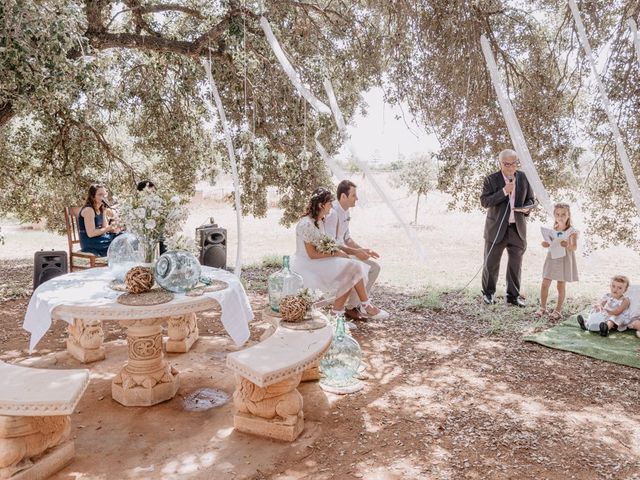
[78,206,114,257]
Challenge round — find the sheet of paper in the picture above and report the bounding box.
[541,227,566,259]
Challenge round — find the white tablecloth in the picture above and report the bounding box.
[23,266,253,351]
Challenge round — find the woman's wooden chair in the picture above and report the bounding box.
[63,206,108,271]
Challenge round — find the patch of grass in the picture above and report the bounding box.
[409,288,443,312]
[260,254,284,268]
[0,284,30,301]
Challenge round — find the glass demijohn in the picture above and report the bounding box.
[107,232,145,281]
[319,314,363,393]
[267,255,303,312]
[154,250,202,293]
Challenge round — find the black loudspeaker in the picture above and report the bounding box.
[196,221,227,269]
[33,250,68,289]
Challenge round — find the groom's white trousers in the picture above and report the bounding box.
[346,257,380,309]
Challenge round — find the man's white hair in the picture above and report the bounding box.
[498,149,518,163]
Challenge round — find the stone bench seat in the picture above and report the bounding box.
[226,315,333,441]
[0,361,89,480]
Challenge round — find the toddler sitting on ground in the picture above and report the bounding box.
[577,275,640,337]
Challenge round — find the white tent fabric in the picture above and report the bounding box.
[569,0,640,214]
[202,59,244,277]
[629,19,640,64]
[260,16,425,259]
[480,35,554,217]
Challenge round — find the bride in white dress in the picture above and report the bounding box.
[291,187,387,318]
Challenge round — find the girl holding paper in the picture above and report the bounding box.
[536,203,579,319]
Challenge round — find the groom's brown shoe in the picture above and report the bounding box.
[345,307,366,321]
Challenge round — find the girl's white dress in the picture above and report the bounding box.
[585,293,632,331]
[290,216,369,299]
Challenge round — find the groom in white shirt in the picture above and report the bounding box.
[324,180,382,320]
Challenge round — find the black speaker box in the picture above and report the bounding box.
[33,250,68,289]
[196,224,227,269]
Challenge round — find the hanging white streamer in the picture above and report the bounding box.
[202,59,244,277]
[314,130,349,180]
[629,19,640,65]
[480,35,554,217]
[259,16,424,258]
[259,16,331,114]
[323,78,428,260]
[568,0,640,214]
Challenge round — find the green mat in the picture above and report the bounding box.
[525,317,640,369]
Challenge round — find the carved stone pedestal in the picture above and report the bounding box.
[66,318,105,363]
[232,373,304,442]
[0,415,72,480]
[165,313,199,353]
[112,320,179,407]
[301,360,320,382]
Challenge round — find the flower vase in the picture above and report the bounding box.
[142,238,159,265]
[267,256,304,313]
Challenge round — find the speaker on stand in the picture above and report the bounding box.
[33,250,68,289]
[196,219,227,269]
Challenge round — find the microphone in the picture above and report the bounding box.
[101,199,111,208]
[507,175,514,183]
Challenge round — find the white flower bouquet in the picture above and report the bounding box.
[315,235,339,255]
[117,189,188,262]
[165,233,199,256]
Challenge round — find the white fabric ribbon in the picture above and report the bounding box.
[480,35,554,217]
[202,59,244,277]
[260,15,424,258]
[323,78,427,260]
[259,16,331,115]
[568,1,640,214]
[629,19,640,65]
[314,129,349,180]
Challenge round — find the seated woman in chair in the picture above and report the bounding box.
[291,187,389,320]
[78,183,120,257]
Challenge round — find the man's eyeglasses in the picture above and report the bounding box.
[502,161,518,167]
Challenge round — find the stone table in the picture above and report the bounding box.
[23,267,253,407]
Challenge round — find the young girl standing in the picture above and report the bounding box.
[536,203,579,319]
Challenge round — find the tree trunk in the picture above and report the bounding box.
[414,192,421,225]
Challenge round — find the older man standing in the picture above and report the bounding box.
[480,149,536,307]
[324,180,388,320]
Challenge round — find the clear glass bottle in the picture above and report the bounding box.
[319,314,362,391]
[154,250,201,293]
[267,255,304,312]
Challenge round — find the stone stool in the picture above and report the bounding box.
[0,361,89,479]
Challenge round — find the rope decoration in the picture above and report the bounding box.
[279,295,309,322]
[124,266,155,294]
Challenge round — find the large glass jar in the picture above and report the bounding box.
[267,255,303,312]
[319,314,363,393]
[107,232,145,281]
[154,250,201,293]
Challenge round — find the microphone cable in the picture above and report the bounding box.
[457,201,511,294]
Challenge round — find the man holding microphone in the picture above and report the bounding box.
[480,149,536,307]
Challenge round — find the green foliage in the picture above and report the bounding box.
[409,288,443,312]
[1,0,639,247]
[392,153,437,224]
[260,254,284,268]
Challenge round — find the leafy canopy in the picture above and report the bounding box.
[1,0,639,246]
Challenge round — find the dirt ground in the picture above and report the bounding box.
[2,259,640,479]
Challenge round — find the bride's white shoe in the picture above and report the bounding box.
[358,304,390,320]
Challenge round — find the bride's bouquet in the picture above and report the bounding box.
[315,235,339,255]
